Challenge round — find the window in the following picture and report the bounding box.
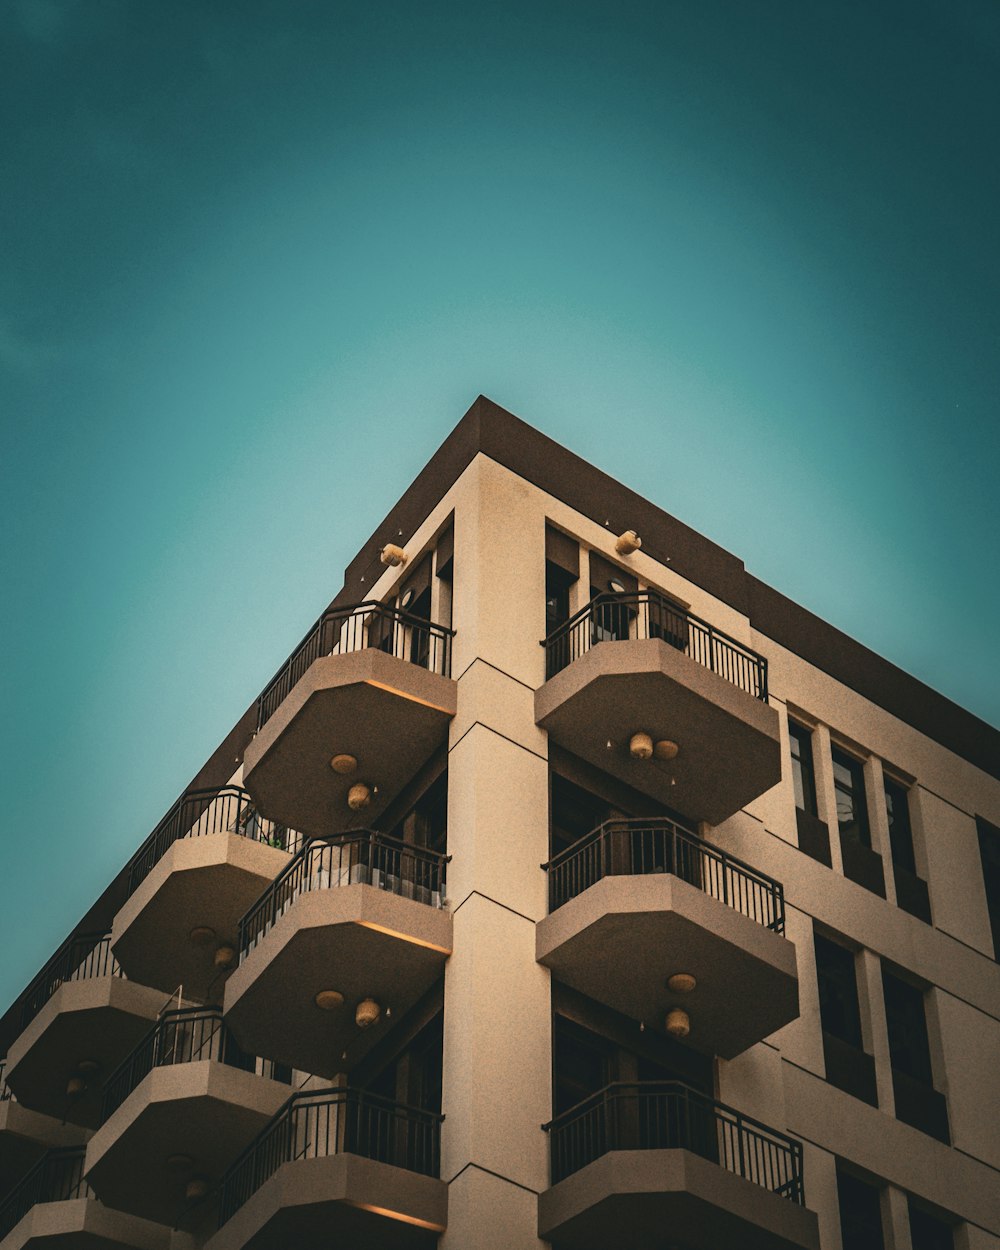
[833,746,884,897]
[882,965,949,1142]
[814,932,877,1105]
[976,816,1000,959]
[788,720,818,816]
[836,1167,885,1250]
[885,778,931,924]
[908,1200,955,1250]
[546,561,575,637]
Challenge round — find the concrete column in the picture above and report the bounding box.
[882,1184,912,1250]
[865,754,896,905]
[440,457,551,1249]
[812,723,845,876]
[856,949,895,1115]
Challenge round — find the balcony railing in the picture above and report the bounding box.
[544,1081,804,1200]
[101,1006,290,1122]
[239,831,449,957]
[544,818,785,933]
[18,933,121,1030]
[543,591,768,700]
[218,1087,442,1227]
[0,1147,94,1241]
[126,785,304,898]
[256,600,456,731]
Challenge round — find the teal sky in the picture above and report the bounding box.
[1,0,998,1010]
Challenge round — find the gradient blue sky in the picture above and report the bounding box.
[1,0,997,1009]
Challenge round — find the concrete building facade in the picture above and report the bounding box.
[1,395,998,1250]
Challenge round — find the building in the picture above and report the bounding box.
[1,395,998,1250]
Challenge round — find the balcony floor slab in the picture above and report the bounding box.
[0,1197,170,1250]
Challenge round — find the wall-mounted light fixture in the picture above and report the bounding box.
[214,945,236,969]
[629,731,654,760]
[608,578,627,595]
[380,544,407,567]
[615,530,642,557]
[355,998,381,1029]
[347,783,372,811]
[399,587,415,609]
[665,1008,691,1038]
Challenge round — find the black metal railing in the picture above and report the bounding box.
[239,831,449,956]
[19,933,121,1030]
[101,1006,290,1122]
[544,818,785,932]
[543,590,768,700]
[0,1147,94,1240]
[126,785,304,897]
[218,1087,442,1226]
[544,1082,804,1201]
[256,600,455,730]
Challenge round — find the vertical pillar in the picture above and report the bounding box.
[857,949,895,1115]
[813,723,845,876]
[882,1184,913,1250]
[439,457,551,1249]
[865,755,896,905]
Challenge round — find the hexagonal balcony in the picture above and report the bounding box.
[0,1146,169,1250]
[206,1087,446,1250]
[0,1061,88,1193]
[224,832,452,1078]
[243,601,456,837]
[536,593,780,826]
[536,819,798,1059]
[112,786,304,1000]
[84,1007,293,1231]
[539,1082,818,1250]
[4,935,164,1129]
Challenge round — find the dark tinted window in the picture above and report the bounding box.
[788,720,818,816]
[837,1167,884,1250]
[884,778,916,873]
[814,933,863,1048]
[882,967,933,1085]
[833,748,871,848]
[908,1200,954,1250]
[976,816,1000,959]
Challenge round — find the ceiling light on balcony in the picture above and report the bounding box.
[214,944,236,969]
[347,783,372,811]
[667,973,697,994]
[355,998,382,1029]
[189,926,216,946]
[330,753,358,775]
[66,1076,86,1098]
[185,1177,210,1202]
[76,1059,100,1076]
[629,731,653,760]
[314,989,345,1011]
[665,1008,691,1038]
[165,1154,194,1172]
[655,740,679,761]
[380,543,407,567]
[615,530,642,556]
[399,587,415,609]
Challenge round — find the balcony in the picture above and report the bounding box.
[224,833,451,1077]
[112,786,304,999]
[536,820,798,1059]
[206,1088,446,1250]
[536,593,780,825]
[0,1061,88,1191]
[84,1008,293,1230]
[0,1146,169,1250]
[4,936,164,1128]
[243,602,456,837]
[539,1083,818,1250]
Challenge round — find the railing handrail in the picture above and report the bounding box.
[18,932,120,1030]
[0,1146,92,1240]
[543,1080,804,1201]
[218,1085,443,1226]
[238,829,450,955]
[542,588,768,701]
[256,598,456,728]
[543,817,785,933]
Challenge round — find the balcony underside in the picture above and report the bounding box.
[224,886,452,1078]
[0,1102,88,1190]
[85,1064,291,1228]
[111,834,292,999]
[539,1149,818,1250]
[207,1153,445,1250]
[536,876,798,1059]
[535,639,781,826]
[4,981,165,1129]
[0,1198,170,1250]
[243,650,456,837]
